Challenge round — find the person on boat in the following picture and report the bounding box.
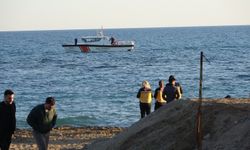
[162,75,181,103]
[154,80,166,110]
[0,89,16,150]
[137,81,153,118]
[74,38,78,45]
[110,37,116,45]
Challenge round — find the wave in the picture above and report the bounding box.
[236,74,250,81]
[57,115,100,127]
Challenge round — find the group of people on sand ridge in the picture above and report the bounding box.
[137,75,183,118]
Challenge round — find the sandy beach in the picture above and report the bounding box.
[11,126,124,150]
[10,98,250,150]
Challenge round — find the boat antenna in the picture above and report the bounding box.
[97,26,104,37]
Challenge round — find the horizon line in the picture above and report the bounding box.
[1,24,249,32]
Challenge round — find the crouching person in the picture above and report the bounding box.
[27,97,57,150]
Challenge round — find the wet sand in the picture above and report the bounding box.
[11,126,125,150]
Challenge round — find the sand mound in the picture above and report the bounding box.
[85,98,250,150]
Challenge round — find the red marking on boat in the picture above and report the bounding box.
[79,46,90,53]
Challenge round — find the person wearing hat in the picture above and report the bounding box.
[137,81,153,118]
[162,75,181,103]
[27,97,57,150]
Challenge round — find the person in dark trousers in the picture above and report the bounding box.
[27,97,57,150]
[0,89,16,150]
[137,81,153,118]
[74,38,78,45]
[162,75,181,103]
[110,37,115,45]
[154,80,166,110]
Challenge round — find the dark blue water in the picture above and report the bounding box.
[0,26,250,128]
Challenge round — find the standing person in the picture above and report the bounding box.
[172,75,183,99]
[0,89,16,150]
[27,97,57,150]
[136,81,153,118]
[110,37,116,45]
[162,75,181,103]
[154,80,166,110]
[74,38,78,45]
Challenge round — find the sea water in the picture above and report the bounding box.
[0,26,249,128]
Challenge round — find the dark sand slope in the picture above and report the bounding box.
[85,99,250,150]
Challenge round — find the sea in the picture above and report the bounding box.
[0,26,250,128]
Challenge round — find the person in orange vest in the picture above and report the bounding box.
[137,81,153,118]
[154,80,166,110]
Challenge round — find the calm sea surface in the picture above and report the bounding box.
[0,26,250,128]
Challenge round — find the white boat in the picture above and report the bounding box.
[62,30,135,53]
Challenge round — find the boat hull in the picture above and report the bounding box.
[62,44,134,53]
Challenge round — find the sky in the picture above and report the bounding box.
[0,0,250,31]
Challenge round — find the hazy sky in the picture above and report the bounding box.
[1,0,250,31]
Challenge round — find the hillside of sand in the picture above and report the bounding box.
[85,98,250,150]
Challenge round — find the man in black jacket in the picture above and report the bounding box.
[0,89,16,150]
[163,75,181,103]
[27,97,57,150]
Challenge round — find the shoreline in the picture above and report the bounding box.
[11,126,125,150]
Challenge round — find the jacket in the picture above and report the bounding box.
[0,101,16,136]
[162,83,180,103]
[137,88,153,103]
[27,104,57,134]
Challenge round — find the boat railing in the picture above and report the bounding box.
[116,40,135,45]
